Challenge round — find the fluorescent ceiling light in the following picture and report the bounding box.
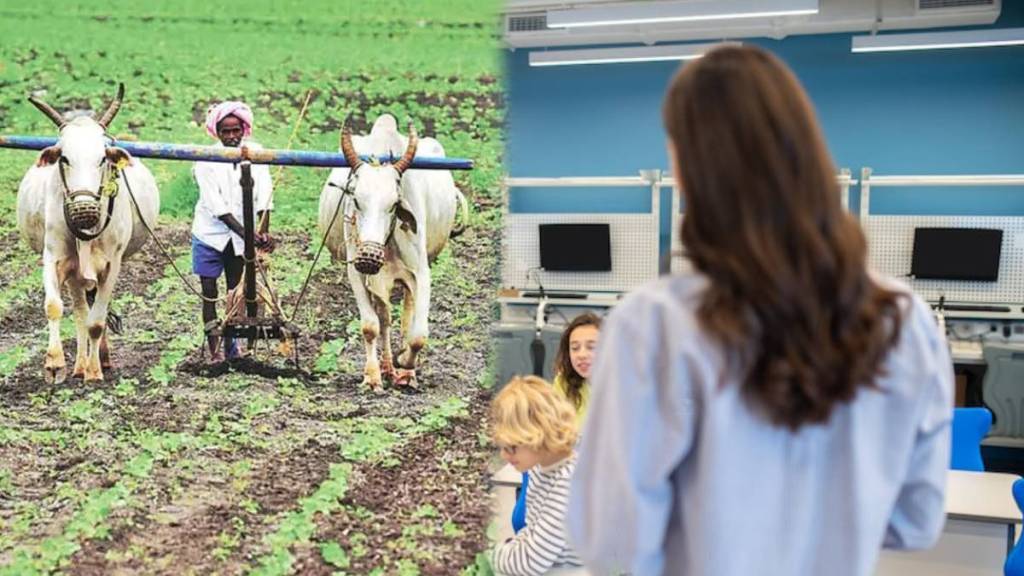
[529,42,739,67]
[547,0,818,28]
[852,27,1024,53]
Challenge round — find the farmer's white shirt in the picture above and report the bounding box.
[191,140,274,254]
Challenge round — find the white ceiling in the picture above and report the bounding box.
[502,0,1002,48]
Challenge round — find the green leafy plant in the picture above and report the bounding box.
[0,345,33,378]
[412,504,439,519]
[251,463,352,576]
[341,424,401,464]
[459,552,495,576]
[320,541,350,569]
[0,468,14,499]
[113,377,138,397]
[443,520,465,538]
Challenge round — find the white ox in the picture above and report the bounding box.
[16,84,160,383]
[318,114,466,391]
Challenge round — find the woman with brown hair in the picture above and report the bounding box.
[552,312,602,426]
[568,45,952,576]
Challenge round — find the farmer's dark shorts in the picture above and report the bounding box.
[191,236,240,278]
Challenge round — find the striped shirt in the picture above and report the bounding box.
[493,453,583,576]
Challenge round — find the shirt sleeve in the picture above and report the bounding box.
[255,164,274,212]
[193,163,230,218]
[884,301,953,550]
[492,472,571,576]
[568,294,698,576]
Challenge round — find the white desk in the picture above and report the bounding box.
[493,462,523,488]
[877,470,1020,576]
[946,470,1021,530]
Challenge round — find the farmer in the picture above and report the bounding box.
[191,101,275,362]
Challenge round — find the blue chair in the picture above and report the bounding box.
[951,407,991,471]
[952,407,991,471]
[1004,478,1024,576]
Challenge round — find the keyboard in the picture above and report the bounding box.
[520,291,588,299]
[936,304,1012,313]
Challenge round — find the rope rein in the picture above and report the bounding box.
[120,170,223,304]
[287,174,355,321]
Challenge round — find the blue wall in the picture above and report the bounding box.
[505,0,1024,255]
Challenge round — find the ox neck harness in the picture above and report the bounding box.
[58,155,123,242]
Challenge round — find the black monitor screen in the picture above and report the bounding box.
[910,227,1003,281]
[539,223,612,272]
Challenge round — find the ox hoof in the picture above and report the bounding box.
[45,364,68,385]
[82,362,103,381]
[380,360,395,382]
[361,376,384,394]
[394,368,418,389]
[72,355,88,378]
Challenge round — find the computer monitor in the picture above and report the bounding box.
[910,227,1003,281]
[538,223,612,272]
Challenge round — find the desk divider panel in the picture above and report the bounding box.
[863,215,1024,304]
[502,213,658,293]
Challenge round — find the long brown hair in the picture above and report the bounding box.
[662,45,905,431]
[554,312,602,410]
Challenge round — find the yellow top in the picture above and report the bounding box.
[553,373,590,428]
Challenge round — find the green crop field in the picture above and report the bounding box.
[0,1,504,574]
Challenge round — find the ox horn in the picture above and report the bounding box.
[97,82,125,129]
[392,123,418,175]
[27,94,66,128]
[340,122,362,171]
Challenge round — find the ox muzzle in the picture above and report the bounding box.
[65,191,103,232]
[354,241,386,275]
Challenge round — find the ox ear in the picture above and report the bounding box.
[396,197,418,236]
[105,146,132,169]
[36,145,61,167]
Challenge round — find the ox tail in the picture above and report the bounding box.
[85,288,124,335]
[449,188,470,240]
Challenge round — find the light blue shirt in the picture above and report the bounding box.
[568,271,953,576]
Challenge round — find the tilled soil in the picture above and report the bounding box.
[0,208,501,574]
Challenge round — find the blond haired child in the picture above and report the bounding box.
[491,375,583,576]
